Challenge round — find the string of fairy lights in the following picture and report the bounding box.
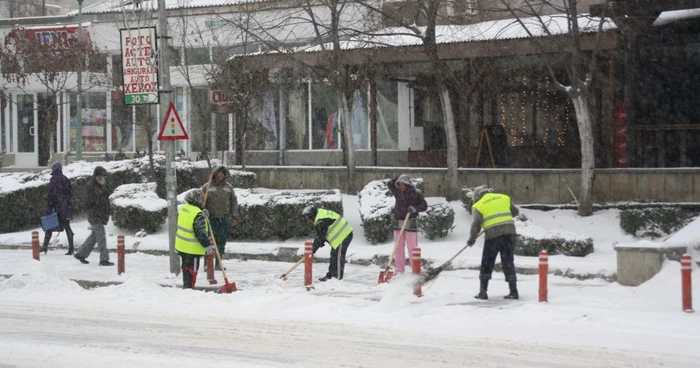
[498,76,572,147]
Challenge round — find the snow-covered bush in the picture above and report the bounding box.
[229,189,344,241]
[110,182,167,233]
[358,178,456,245]
[619,207,697,238]
[0,161,141,233]
[515,235,594,257]
[418,203,456,240]
[459,187,476,214]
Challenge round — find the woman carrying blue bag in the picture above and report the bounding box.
[42,162,75,255]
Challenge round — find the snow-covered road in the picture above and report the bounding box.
[2,301,693,368]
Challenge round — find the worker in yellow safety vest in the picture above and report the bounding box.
[176,189,214,289]
[303,205,354,282]
[467,185,521,300]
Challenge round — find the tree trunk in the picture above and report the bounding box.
[438,83,459,201]
[572,92,595,216]
[337,91,356,194]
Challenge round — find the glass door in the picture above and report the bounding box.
[14,93,38,167]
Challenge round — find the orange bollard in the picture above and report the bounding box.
[304,241,314,291]
[539,250,548,303]
[207,254,217,285]
[117,235,125,275]
[32,231,40,261]
[681,254,693,313]
[412,247,423,297]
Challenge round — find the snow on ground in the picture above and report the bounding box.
[0,193,641,276]
[0,249,699,367]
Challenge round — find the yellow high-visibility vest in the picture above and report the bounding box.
[175,203,208,255]
[472,193,514,230]
[314,209,353,249]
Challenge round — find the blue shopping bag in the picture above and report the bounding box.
[41,212,61,232]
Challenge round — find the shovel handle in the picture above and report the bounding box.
[384,212,412,270]
[280,257,305,279]
[205,217,230,281]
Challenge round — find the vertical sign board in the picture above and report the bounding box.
[119,27,159,105]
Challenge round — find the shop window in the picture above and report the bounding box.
[111,92,133,152]
[248,89,279,150]
[69,92,107,152]
[190,88,210,152]
[351,89,369,149]
[497,91,534,147]
[283,86,309,150]
[375,79,399,149]
[214,113,230,151]
[134,104,158,153]
[311,83,340,149]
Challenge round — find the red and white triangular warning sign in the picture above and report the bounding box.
[158,102,189,141]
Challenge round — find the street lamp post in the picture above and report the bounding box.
[75,0,84,160]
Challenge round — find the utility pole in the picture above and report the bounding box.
[157,0,179,275]
[76,0,83,160]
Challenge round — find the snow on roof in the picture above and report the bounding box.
[653,8,700,27]
[71,0,266,15]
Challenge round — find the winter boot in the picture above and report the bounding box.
[474,280,489,300]
[318,275,331,282]
[99,260,115,266]
[65,246,74,256]
[504,281,519,300]
[40,245,48,254]
[75,255,89,264]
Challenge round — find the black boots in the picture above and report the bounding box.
[99,260,114,266]
[505,281,519,300]
[475,280,519,300]
[65,247,74,256]
[474,280,489,300]
[75,255,89,264]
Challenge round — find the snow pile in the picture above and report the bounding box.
[110,182,168,233]
[0,260,83,294]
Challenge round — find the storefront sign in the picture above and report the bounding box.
[209,88,233,106]
[119,27,159,105]
[23,26,89,50]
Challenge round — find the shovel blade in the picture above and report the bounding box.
[378,271,385,284]
[218,281,238,294]
[384,270,394,283]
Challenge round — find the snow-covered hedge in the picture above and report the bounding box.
[418,203,456,240]
[459,187,476,214]
[226,189,344,241]
[110,182,167,233]
[359,179,455,244]
[515,235,594,257]
[0,157,255,234]
[619,207,697,238]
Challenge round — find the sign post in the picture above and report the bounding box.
[119,27,159,105]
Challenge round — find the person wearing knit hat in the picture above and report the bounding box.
[74,166,113,266]
[468,185,521,300]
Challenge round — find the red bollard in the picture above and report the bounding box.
[31,231,40,261]
[539,250,548,303]
[681,254,693,313]
[117,235,125,275]
[412,247,423,297]
[304,241,314,291]
[207,254,217,285]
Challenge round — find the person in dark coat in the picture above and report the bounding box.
[387,175,428,273]
[74,166,113,266]
[42,162,75,255]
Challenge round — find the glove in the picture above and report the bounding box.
[205,246,214,256]
[467,238,476,247]
[408,206,416,214]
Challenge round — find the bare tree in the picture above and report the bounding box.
[499,0,611,216]
[0,25,107,164]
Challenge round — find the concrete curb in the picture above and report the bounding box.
[0,244,617,282]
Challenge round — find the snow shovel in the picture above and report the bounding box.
[204,217,238,294]
[378,212,411,284]
[280,241,312,281]
[419,230,484,286]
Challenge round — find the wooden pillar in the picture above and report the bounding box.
[606,54,616,168]
[656,130,665,168]
[680,130,688,167]
[370,78,378,166]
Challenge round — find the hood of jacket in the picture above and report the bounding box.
[209,165,229,183]
[93,166,108,178]
[51,162,62,176]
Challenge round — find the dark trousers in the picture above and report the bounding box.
[209,217,229,267]
[180,252,202,289]
[42,217,74,248]
[479,234,517,282]
[327,233,352,280]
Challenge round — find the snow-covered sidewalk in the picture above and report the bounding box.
[0,194,643,279]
